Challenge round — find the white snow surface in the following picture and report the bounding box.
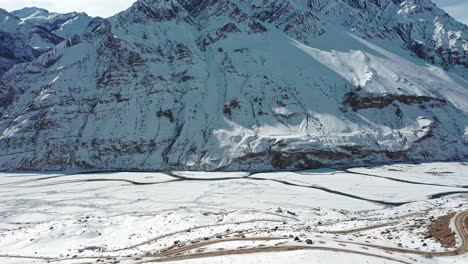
[0,162,467,264]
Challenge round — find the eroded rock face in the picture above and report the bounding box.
[342,92,447,112]
[0,0,467,171]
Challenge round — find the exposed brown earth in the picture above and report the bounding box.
[455,212,468,255]
[429,212,456,248]
[343,211,468,257]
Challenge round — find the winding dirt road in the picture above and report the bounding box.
[142,246,412,264]
[1,211,467,263]
[340,211,468,257]
[453,211,468,255]
[137,211,468,263]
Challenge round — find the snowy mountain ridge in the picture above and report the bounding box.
[0,0,467,171]
[11,7,95,38]
[0,8,63,76]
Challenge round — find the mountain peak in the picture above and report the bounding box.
[11,7,94,39]
[13,6,50,15]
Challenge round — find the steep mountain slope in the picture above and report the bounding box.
[0,0,467,171]
[0,30,40,77]
[11,7,95,38]
[0,8,63,76]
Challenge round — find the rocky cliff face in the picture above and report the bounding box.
[0,0,467,171]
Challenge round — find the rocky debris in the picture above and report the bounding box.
[223,99,241,116]
[198,22,241,50]
[157,109,175,123]
[77,246,106,253]
[286,210,297,216]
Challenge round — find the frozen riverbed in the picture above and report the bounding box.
[0,162,467,263]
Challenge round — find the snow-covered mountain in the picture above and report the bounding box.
[0,28,39,77]
[0,8,63,76]
[0,0,467,171]
[0,8,62,51]
[11,7,95,38]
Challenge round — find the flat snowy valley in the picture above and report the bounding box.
[1,162,467,264]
